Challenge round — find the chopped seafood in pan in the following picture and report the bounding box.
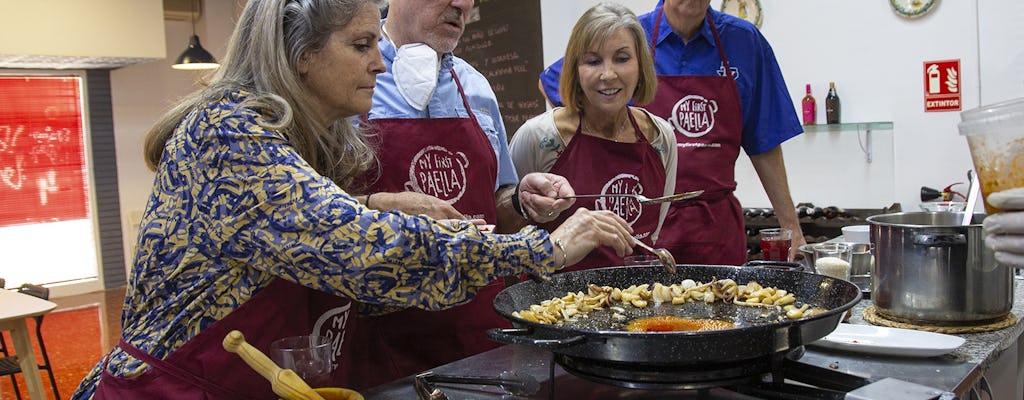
[511,278,827,332]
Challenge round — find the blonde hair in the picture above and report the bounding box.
[559,2,657,112]
[144,0,377,189]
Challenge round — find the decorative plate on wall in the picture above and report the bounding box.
[890,0,938,19]
[720,0,762,28]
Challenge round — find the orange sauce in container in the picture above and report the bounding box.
[624,316,734,332]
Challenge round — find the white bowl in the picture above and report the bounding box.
[841,225,870,244]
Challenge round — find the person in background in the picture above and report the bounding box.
[342,0,580,389]
[510,3,677,271]
[984,188,1024,267]
[70,0,634,397]
[540,0,806,264]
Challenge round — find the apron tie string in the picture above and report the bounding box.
[113,339,247,399]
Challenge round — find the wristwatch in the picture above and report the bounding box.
[890,0,938,19]
[720,0,762,28]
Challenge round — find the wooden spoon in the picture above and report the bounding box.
[222,330,326,400]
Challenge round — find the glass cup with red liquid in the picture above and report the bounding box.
[759,228,793,262]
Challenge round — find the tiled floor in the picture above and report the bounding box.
[52,287,126,352]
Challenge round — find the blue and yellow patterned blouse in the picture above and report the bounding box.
[71,90,558,399]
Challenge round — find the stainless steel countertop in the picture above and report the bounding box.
[362,279,1024,399]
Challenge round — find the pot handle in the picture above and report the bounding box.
[913,233,967,247]
[486,328,585,348]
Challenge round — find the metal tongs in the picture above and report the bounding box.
[413,371,540,400]
[557,189,704,205]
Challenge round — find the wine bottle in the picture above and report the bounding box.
[801,84,816,125]
[825,82,841,124]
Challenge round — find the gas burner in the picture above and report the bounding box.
[553,353,774,390]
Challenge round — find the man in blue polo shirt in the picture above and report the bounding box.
[541,0,805,265]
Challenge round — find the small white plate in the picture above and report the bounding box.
[809,324,965,357]
[477,224,495,233]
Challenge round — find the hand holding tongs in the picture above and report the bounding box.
[557,189,704,205]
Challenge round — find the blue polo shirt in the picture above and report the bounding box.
[539,3,802,155]
[370,34,519,190]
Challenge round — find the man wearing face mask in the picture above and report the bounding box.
[344,0,575,388]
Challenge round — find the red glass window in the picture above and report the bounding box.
[0,76,89,226]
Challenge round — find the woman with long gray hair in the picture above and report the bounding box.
[71,0,634,397]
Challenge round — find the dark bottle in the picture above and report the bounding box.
[825,82,841,124]
[823,206,844,219]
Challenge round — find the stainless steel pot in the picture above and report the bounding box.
[866,212,1012,323]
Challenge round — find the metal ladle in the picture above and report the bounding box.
[632,237,677,274]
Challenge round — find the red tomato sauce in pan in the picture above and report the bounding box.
[625,316,735,332]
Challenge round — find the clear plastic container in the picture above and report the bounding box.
[919,201,967,213]
[958,97,1024,214]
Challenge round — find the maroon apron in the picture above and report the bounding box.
[94,278,357,398]
[343,69,508,389]
[540,110,668,272]
[646,9,747,265]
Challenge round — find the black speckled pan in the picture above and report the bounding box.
[489,264,862,366]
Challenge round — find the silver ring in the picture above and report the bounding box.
[546,211,555,217]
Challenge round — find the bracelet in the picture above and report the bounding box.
[365,193,373,209]
[510,184,530,220]
[552,237,567,270]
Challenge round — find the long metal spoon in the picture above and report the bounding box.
[632,237,677,274]
[557,189,704,205]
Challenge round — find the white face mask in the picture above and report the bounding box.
[393,43,440,111]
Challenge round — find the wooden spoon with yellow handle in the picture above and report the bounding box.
[222,330,326,400]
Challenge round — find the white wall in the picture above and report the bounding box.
[540,0,1020,211]
[0,0,165,59]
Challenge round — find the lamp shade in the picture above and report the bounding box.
[172,35,219,70]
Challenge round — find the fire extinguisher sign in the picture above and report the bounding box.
[923,59,961,112]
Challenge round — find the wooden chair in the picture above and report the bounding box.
[0,283,60,399]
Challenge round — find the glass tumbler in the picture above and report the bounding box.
[813,243,852,281]
[269,335,334,388]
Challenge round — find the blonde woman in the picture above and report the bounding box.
[511,2,677,272]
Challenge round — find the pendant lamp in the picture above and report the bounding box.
[172,0,219,70]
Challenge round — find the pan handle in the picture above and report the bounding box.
[913,233,967,247]
[486,328,585,348]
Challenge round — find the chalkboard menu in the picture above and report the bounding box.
[455,0,545,138]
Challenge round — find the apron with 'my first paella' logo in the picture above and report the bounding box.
[646,8,747,265]
[341,68,509,389]
[94,278,359,398]
[539,109,667,272]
